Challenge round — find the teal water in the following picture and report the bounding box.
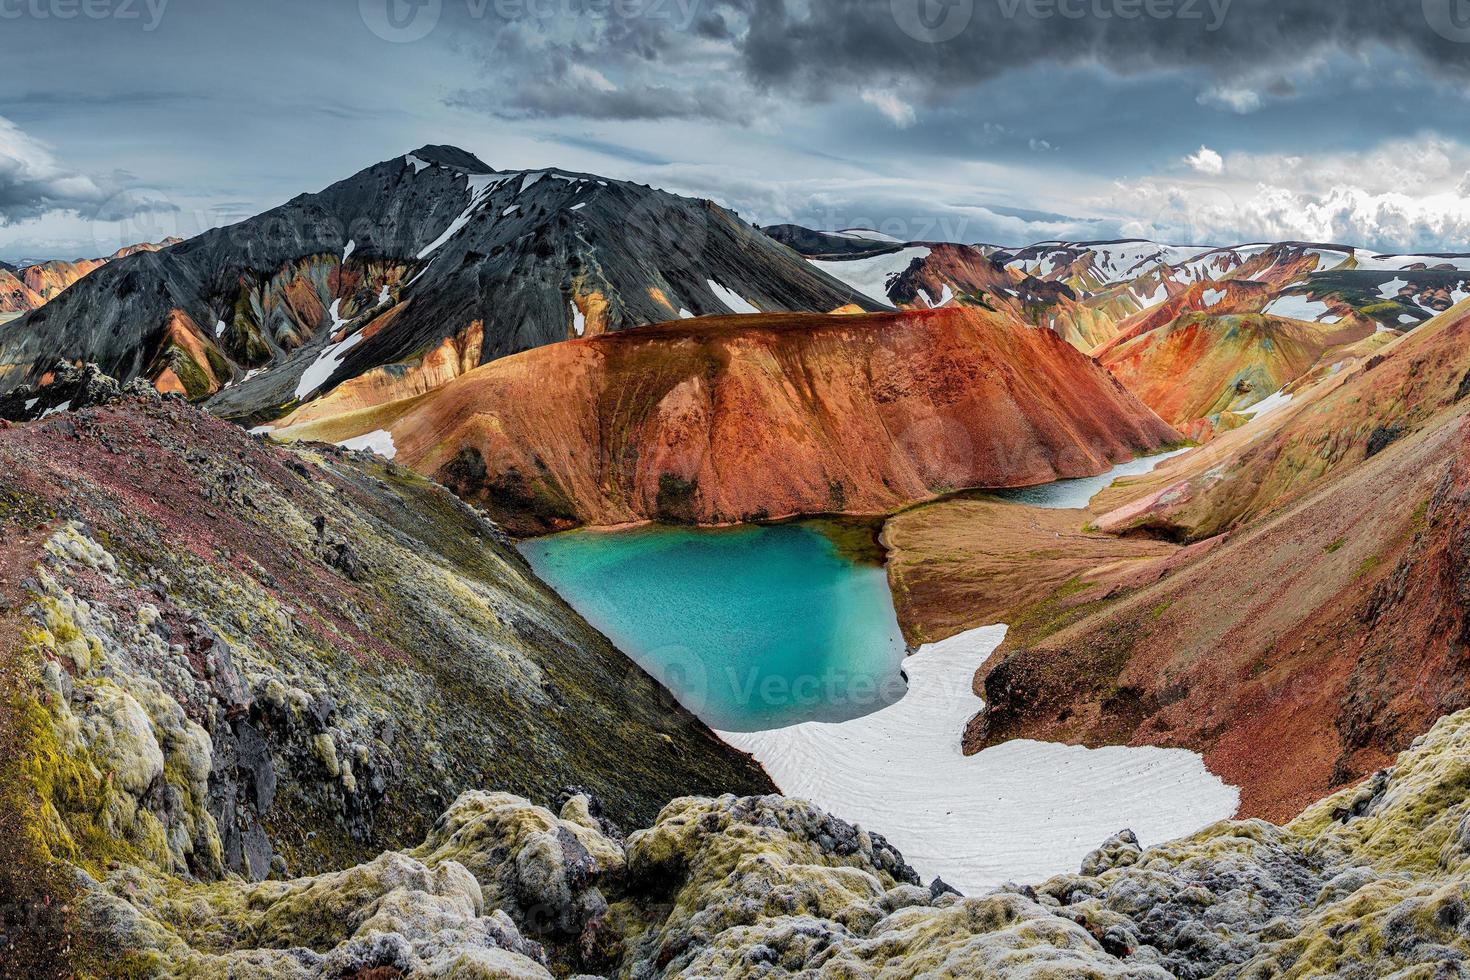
[519,522,908,732]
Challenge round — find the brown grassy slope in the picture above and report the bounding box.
[279,307,1180,532]
[882,496,1178,647]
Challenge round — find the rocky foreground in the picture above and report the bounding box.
[44,703,1470,977]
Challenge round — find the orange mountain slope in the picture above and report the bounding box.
[947,300,1470,820]
[1095,312,1379,434]
[1093,299,1470,541]
[275,307,1180,531]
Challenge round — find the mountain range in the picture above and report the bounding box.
[7,145,1470,977]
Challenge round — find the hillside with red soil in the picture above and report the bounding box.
[276,307,1180,531]
[1095,312,1378,433]
[957,300,1470,820]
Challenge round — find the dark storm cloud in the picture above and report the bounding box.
[734,0,1470,97]
[445,0,1463,126]
[448,79,757,123]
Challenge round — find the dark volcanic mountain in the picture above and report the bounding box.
[0,146,883,420]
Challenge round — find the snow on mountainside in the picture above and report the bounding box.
[0,146,882,422]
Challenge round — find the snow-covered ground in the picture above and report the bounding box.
[706,278,761,314]
[809,246,930,305]
[294,299,362,399]
[1239,388,1293,419]
[721,625,1239,892]
[1352,252,1470,272]
[417,172,502,259]
[1263,293,1340,323]
[834,228,903,243]
[336,428,397,459]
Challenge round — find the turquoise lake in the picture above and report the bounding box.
[519,522,909,732]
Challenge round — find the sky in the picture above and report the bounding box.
[3,0,1470,261]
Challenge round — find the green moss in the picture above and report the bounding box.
[1325,537,1347,553]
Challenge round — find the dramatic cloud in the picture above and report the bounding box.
[0,116,173,227]
[735,0,1470,106]
[1114,136,1470,251]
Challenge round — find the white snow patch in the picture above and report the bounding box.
[39,400,71,419]
[1202,287,1227,308]
[519,173,543,194]
[294,300,363,399]
[1398,313,1419,324]
[1353,253,1470,272]
[248,424,275,436]
[1239,388,1293,419]
[721,624,1238,892]
[835,228,904,243]
[678,308,695,319]
[378,284,391,306]
[416,173,498,259]
[1262,293,1340,323]
[569,202,587,211]
[706,279,761,315]
[570,300,586,337]
[406,154,431,173]
[342,240,355,262]
[337,429,397,459]
[809,246,931,305]
[921,283,954,308]
[215,319,228,337]
[501,205,519,217]
[1378,277,1409,300]
[23,397,38,411]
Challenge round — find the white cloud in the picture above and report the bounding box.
[861,89,916,128]
[1185,146,1225,175]
[1197,85,1264,114]
[1111,136,1470,251]
[566,65,617,93]
[0,116,109,224]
